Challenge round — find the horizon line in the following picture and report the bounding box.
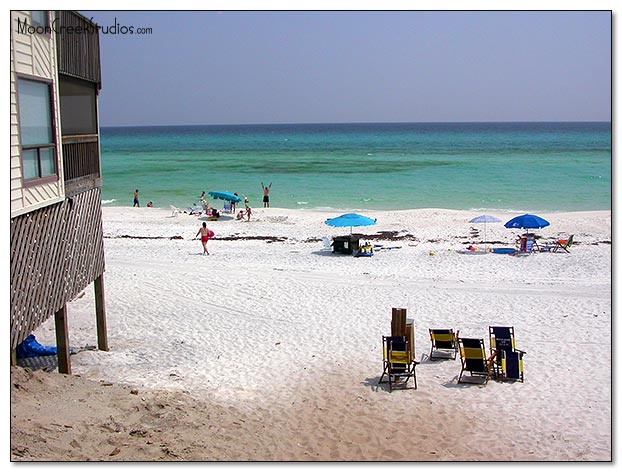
[99,119,612,129]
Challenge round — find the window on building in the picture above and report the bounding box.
[17,78,57,181]
[59,76,98,135]
[30,11,49,28]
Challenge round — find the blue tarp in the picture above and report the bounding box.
[492,248,517,255]
[16,334,58,358]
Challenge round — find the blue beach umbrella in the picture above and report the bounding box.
[325,213,377,235]
[504,213,550,231]
[469,215,501,250]
[208,191,241,203]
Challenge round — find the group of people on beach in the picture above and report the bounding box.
[134,182,272,213]
[131,183,273,256]
[192,182,273,255]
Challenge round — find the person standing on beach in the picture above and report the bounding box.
[195,222,211,255]
[244,197,252,221]
[133,189,139,207]
[233,192,239,213]
[261,182,272,208]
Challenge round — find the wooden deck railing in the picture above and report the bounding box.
[62,135,100,184]
[56,11,101,88]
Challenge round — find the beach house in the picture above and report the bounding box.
[10,11,108,373]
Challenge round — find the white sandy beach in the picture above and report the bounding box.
[10,205,612,461]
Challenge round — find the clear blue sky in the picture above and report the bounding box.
[82,10,611,126]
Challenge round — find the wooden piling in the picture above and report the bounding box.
[94,275,109,351]
[54,305,71,375]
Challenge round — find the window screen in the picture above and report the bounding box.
[59,77,98,135]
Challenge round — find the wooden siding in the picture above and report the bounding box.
[10,187,106,349]
[10,11,65,218]
[10,47,22,211]
[11,11,54,80]
[22,182,64,207]
[56,11,102,87]
[32,32,53,77]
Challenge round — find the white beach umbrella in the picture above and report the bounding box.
[469,215,501,251]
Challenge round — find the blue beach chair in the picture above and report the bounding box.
[489,326,525,382]
[518,234,539,253]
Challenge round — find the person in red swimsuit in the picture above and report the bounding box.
[195,222,211,255]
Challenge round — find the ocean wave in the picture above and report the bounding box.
[296,201,308,205]
[101,199,116,204]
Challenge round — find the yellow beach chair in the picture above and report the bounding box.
[458,337,494,384]
[429,328,459,360]
[379,336,417,392]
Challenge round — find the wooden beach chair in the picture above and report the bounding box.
[458,337,494,384]
[489,326,525,382]
[429,328,459,360]
[553,234,574,253]
[378,335,417,392]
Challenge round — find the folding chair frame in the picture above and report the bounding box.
[458,337,494,384]
[489,326,526,382]
[429,328,459,360]
[379,336,418,392]
[553,234,574,253]
[499,349,525,382]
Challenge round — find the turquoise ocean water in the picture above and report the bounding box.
[99,122,611,212]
